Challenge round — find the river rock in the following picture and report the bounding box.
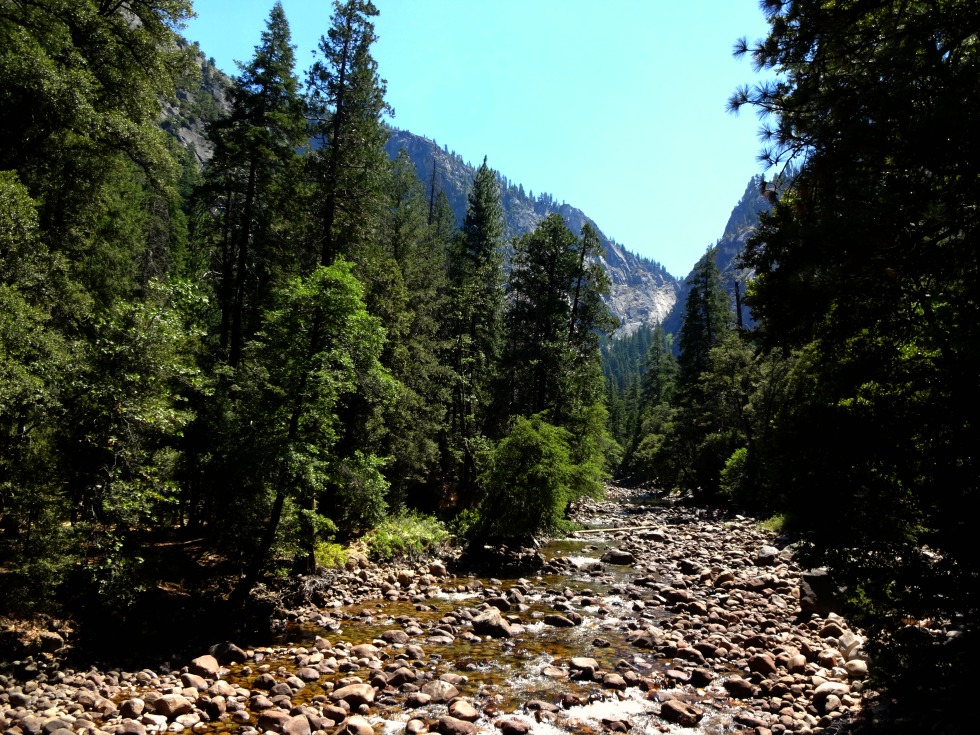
[380,629,410,644]
[350,643,379,659]
[813,681,849,701]
[397,569,415,587]
[253,673,277,690]
[283,714,312,735]
[601,549,636,566]
[180,672,208,691]
[448,700,479,722]
[420,680,458,703]
[495,718,530,735]
[627,628,665,649]
[569,657,599,681]
[472,610,513,638]
[188,654,220,679]
[434,716,476,735]
[787,653,808,673]
[331,684,375,708]
[600,717,632,732]
[119,699,145,719]
[748,653,778,675]
[755,545,780,566]
[257,709,291,733]
[723,676,758,698]
[295,667,320,681]
[799,569,844,615]
[845,659,868,678]
[154,694,193,719]
[209,642,248,665]
[660,699,703,727]
[115,719,147,735]
[601,673,627,690]
[543,614,576,627]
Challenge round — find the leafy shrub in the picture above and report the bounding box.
[313,541,349,569]
[469,414,603,545]
[759,513,787,534]
[719,446,749,500]
[363,513,449,562]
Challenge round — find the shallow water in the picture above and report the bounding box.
[186,529,755,735]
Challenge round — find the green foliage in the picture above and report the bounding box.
[307,0,392,266]
[758,513,787,534]
[732,1,980,724]
[470,415,603,545]
[314,541,350,569]
[719,446,749,500]
[443,157,506,490]
[363,512,450,562]
[241,261,391,526]
[198,0,308,366]
[678,249,731,395]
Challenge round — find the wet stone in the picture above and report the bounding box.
[447,700,479,722]
[434,716,477,735]
[660,699,703,728]
[495,718,530,735]
[420,680,458,703]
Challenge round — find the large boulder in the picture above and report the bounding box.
[472,610,513,638]
[799,568,845,615]
[660,699,703,727]
[188,654,220,678]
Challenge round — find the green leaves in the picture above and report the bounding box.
[473,415,587,544]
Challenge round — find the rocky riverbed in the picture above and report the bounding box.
[1,487,881,735]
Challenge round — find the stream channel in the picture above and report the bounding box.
[190,489,792,735]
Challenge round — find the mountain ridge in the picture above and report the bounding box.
[385,128,680,336]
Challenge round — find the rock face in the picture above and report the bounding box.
[660,176,773,337]
[385,128,679,337]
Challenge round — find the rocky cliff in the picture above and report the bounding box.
[660,176,771,338]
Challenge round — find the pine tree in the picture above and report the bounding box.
[307,0,391,267]
[732,2,980,721]
[201,1,307,367]
[376,149,450,506]
[677,249,731,394]
[503,215,615,423]
[443,157,506,488]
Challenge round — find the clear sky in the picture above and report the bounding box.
[183,0,774,279]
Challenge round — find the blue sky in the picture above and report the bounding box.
[184,0,774,279]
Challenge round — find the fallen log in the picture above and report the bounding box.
[569,524,662,534]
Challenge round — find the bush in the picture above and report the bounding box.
[362,513,449,562]
[313,542,349,569]
[719,446,749,500]
[469,414,602,545]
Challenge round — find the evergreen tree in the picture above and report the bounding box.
[201,1,307,367]
[732,1,980,723]
[376,150,451,507]
[640,325,678,410]
[503,216,615,423]
[677,249,731,394]
[307,0,391,267]
[443,157,506,489]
